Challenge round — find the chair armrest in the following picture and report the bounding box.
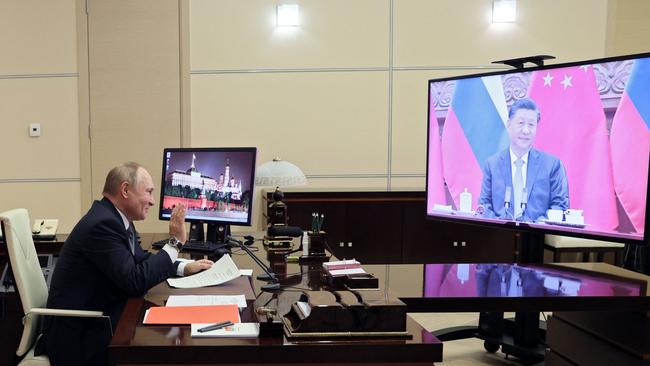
[17,308,109,357]
[26,307,103,318]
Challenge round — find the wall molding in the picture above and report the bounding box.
[0,178,81,184]
[306,173,424,179]
[190,66,504,75]
[0,72,78,80]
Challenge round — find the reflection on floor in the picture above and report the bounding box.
[410,312,545,366]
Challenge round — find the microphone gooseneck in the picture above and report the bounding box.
[227,236,280,292]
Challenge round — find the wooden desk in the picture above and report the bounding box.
[108,235,650,366]
[109,238,443,366]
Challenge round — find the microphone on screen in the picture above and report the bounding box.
[504,186,512,209]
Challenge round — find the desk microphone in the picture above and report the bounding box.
[267,225,303,238]
[227,236,280,291]
[520,187,528,216]
[504,186,512,209]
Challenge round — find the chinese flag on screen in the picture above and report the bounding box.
[528,66,618,231]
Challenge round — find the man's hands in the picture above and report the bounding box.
[169,204,214,276]
[169,204,187,244]
[183,259,214,276]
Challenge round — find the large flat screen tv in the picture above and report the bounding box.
[426,52,650,244]
[159,147,257,229]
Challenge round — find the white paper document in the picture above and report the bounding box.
[166,295,247,308]
[167,254,240,288]
[328,267,366,277]
[239,269,253,276]
[191,322,259,338]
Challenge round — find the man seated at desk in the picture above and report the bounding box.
[479,98,569,222]
[41,162,213,366]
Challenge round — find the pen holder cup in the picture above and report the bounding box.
[307,231,327,257]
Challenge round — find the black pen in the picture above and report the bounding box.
[197,320,234,333]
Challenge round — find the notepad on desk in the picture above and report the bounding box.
[143,304,240,325]
[322,259,361,271]
[323,259,366,277]
[191,322,259,338]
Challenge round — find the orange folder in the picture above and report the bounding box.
[143,304,240,325]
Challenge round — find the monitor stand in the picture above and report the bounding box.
[188,222,230,244]
[432,230,547,364]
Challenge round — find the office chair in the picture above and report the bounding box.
[0,209,105,366]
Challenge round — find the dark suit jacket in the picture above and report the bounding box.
[479,148,569,222]
[43,197,178,366]
[475,264,547,297]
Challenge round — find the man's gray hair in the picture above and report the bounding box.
[102,162,143,196]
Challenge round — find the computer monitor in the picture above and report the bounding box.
[426,52,650,244]
[159,147,257,242]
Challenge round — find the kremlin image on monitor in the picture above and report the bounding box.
[160,149,256,224]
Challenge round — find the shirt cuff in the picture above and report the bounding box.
[161,244,179,263]
[176,262,187,276]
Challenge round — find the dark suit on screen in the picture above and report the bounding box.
[476,264,547,297]
[43,197,178,366]
[479,148,569,222]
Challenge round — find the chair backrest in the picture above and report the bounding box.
[0,208,49,356]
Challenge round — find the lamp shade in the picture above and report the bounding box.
[255,158,307,187]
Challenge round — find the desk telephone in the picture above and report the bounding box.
[32,219,58,240]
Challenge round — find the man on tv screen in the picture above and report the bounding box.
[479,98,569,222]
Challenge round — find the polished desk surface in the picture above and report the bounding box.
[109,234,442,365]
[389,262,650,313]
[45,233,650,364]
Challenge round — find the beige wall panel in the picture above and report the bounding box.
[606,0,650,56]
[191,72,389,176]
[190,0,389,70]
[391,69,497,177]
[87,0,181,233]
[0,0,77,74]
[393,0,608,67]
[390,176,425,190]
[0,77,79,179]
[0,182,81,234]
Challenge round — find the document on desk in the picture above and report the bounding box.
[191,322,259,338]
[167,254,240,289]
[166,295,247,308]
[143,304,240,325]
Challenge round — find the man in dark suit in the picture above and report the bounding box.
[42,162,213,366]
[479,98,569,222]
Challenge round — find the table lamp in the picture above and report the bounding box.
[255,157,307,228]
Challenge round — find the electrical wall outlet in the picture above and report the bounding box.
[29,123,41,137]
